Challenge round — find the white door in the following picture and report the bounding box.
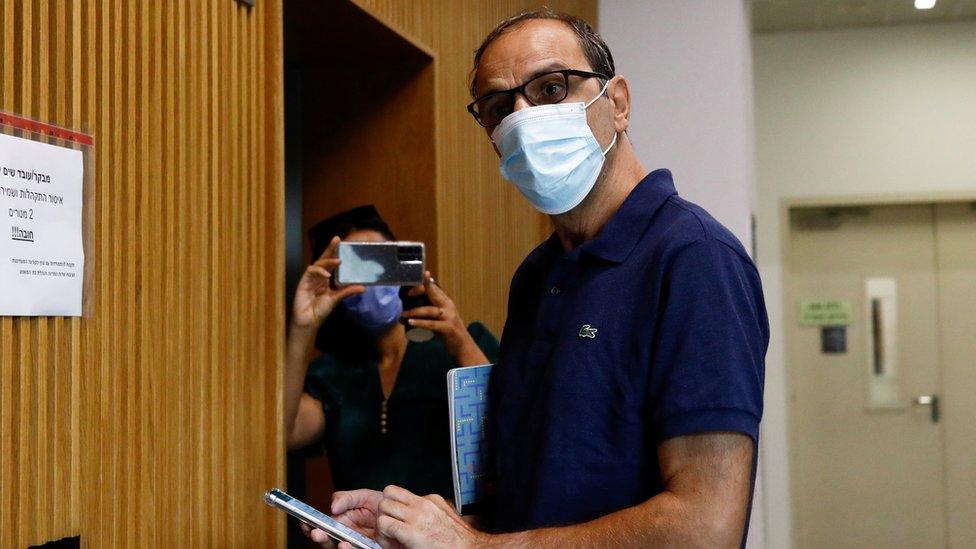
[786,202,976,548]
[933,202,976,549]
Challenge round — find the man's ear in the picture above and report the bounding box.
[608,75,631,134]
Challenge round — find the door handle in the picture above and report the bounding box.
[912,394,940,423]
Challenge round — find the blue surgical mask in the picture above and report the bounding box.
[342,285,403,333]
[492,80,617,215]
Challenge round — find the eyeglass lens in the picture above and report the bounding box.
[476,71,570,127]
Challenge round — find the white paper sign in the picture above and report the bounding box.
[0,132,85,316]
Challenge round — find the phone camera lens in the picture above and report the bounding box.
[397,246,423,262]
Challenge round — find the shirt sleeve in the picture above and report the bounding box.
[649,236,768,443]
[467,321,501,364]
[303,355,338,416]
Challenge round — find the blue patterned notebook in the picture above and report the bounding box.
[447,364,493,515]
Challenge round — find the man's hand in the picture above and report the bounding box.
[300,489,398,549]
[375,485,485,549]
[348,434,751,549]
[401,272,487,366]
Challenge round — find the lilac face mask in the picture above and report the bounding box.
[342,285,403,333]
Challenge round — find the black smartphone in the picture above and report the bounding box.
[400,286,435,342]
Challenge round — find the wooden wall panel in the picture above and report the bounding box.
[350,0,598,333]
[0,1,284,547]
[289,0,438,272]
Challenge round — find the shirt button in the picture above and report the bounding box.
[550,286,562,295]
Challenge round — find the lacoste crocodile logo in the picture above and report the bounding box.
[578,324,598,339]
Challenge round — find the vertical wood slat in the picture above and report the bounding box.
[246,4,262,537]
[39,2,54,535]
[95,0,107,544]
[19,1,35,544]
[35,0,52,539]
[124,1,138,543]
[228,1,239,528]
[68,0,83,533]
[138,1,154,544]
[228,2,242,534]
[262,0,287,542]
[51,0,69,537]
[160,0,177,544]
[0,2,13,544]
[0,1,284,546]
[206,0,220,543]
[96,0,113,544]
[112,0,126,544]
[176,0,193,544]
[0,312,12,542]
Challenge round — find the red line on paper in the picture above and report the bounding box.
[0,111,94,147]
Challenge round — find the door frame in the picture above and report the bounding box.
[776,189,976,546]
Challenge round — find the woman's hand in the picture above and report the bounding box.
[292,236,366,331]
[285,236,362,450]
[400,272,488,366]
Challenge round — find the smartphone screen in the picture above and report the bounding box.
[336,241,425,286]
[264,489,380,549]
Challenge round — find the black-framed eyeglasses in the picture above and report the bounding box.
[467,69,609,128]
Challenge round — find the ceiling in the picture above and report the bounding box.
[752,0,976,33]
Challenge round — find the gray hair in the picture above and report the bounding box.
[470,8,616,98]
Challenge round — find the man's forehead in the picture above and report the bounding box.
[475,19,589,94]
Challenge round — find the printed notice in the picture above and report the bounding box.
[798,299,852,327]
[0,132,84,316]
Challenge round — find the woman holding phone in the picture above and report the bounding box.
[284,205,498,508]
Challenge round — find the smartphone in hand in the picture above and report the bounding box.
[264,488,380,549]
[336,241,425,286]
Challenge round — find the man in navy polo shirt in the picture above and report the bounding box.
[317,9,768,549]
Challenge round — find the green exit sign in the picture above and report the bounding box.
[799,299,853,326]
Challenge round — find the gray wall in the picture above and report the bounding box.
[599,1,765,547]
[599,0,757,247]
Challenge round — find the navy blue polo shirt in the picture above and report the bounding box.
[489,169,768,532]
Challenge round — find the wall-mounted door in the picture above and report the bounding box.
[786,202,976,548]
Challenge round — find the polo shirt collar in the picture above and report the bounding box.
[543,169,677,263]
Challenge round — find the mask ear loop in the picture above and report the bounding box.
[585,78,618,156]
[584,77,612,109]
[602,132,618,157]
